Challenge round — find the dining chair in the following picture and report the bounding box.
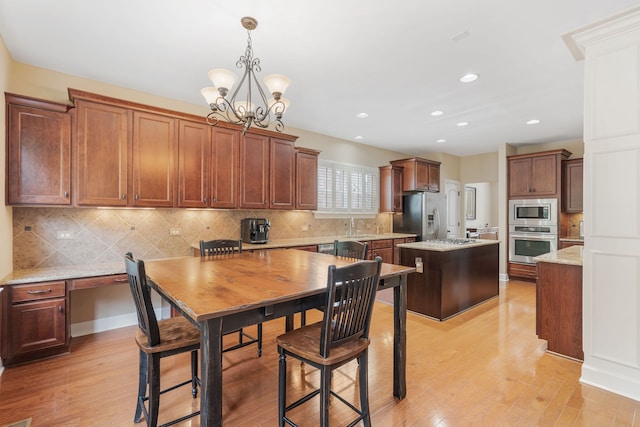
[333,239,368,260]
[277,257,382,427]
[300,239,369,327]
[198,239,263,356]
[125,252,200,427]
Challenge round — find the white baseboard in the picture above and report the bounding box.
[70,306,168,337]
[499,273,509,283]
[581,363,640,402]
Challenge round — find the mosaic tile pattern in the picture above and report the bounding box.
[13,208,391,269]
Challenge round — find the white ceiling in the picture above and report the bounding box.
[0,0,638,156]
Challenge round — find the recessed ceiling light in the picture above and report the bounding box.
[526,119,541,125]
[356,113,369,119]
[436,139,446,143]
[431,110,444,116]
[459,73,478,83]
[354,135,363,140]
[456,122,469,127]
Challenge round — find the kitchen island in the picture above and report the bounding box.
[535,245,583,360]
[396,239,500,320]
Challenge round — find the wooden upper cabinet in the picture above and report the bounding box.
[75,100,130,206]
[132,111,176,207]
[562,158,583,213]
[6,94,72,205]
[177,120,210,208]
[270,137,296,210]
[211,127,239,209]
[296,148,320,210]
[379,165,403,212]
[239,132,270,209]
[508,149,571,199]
[390,157,440,192]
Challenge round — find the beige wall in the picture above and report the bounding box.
[0,36,13,277]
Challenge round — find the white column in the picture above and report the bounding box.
[565,6,640,401]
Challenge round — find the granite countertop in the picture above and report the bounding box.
[534,245,583,266]
[396,239,500,252]
[2,233,417,286]
[1,262,126,286]
[193,233,417,251]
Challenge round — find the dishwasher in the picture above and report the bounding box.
[317,243,334,254]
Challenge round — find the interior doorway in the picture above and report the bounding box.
[445,180,461,238]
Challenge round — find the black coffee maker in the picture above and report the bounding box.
[240,218,270,244]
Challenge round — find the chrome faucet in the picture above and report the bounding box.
[347,217,355,237]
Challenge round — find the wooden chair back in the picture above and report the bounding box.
[333,239,368,260]
[319,257,382,358]
[199,239,242,256]
[124,252,160,347]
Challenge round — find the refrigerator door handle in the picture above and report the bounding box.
[433,207,440,238]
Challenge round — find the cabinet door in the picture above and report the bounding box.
[530,154,558,195]
[76,101,129,206]
[10,298,67,355]
[211,127,239,208]
[296,149,319,210]
[239,133,270,209]
[177,120,210,208]
[562,159,583,213]
[371,247,394,264]
[7,103,71,205]
[270,138,295,209]
[379,165,403,212]
[415,161,430,190]
[428,163,440,192]
[508,158,533,197]
[132,112,176,207]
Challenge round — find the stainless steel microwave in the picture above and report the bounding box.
[508,198,557,226]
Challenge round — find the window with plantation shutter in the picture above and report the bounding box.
[317,160,378,215]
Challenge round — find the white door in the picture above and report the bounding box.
[445,180,460,238]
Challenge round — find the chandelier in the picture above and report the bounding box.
[201,16,291,134]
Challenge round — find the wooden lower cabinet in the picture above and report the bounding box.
[2,281,69,366]
[368,239,394,264]
[508,262,537,281]
[536,261,583,360]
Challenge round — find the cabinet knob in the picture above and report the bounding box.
[135,194,139,200]
[64,191,68,198]
[58,305,63,313]
[203,197,207,203]
[121,194,126,200]
[213,197,217,202]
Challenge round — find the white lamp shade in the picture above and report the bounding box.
[269,97,290,114]
[263,74,291,96]
[201,87,220,105]
[208,68,237,92]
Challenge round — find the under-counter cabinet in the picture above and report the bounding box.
[6,93,72,205]
[2,281,69,366]
[508,149,570,198]
[390,157,440,192]
[369,239,394,264]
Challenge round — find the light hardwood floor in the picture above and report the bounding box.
[0,280,638,426]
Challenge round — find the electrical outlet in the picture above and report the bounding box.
[415,257,423,273]
[56,231,73,240]
[169,228,182,236]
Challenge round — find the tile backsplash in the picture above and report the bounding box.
[13,208,392,270]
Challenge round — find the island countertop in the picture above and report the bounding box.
[396,239,500,252]
[534,245,583,266]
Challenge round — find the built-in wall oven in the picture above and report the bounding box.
[508,198,558,264]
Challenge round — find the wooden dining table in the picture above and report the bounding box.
[143,248,416,427]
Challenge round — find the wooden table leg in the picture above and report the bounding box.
[393,274,407,399]
[201,317,223,427]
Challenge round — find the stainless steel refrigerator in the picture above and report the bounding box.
[393,192,448,241]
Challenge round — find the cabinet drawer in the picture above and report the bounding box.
[69,274,128,291]
[11,281,66,303]
[370,239,393,249]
